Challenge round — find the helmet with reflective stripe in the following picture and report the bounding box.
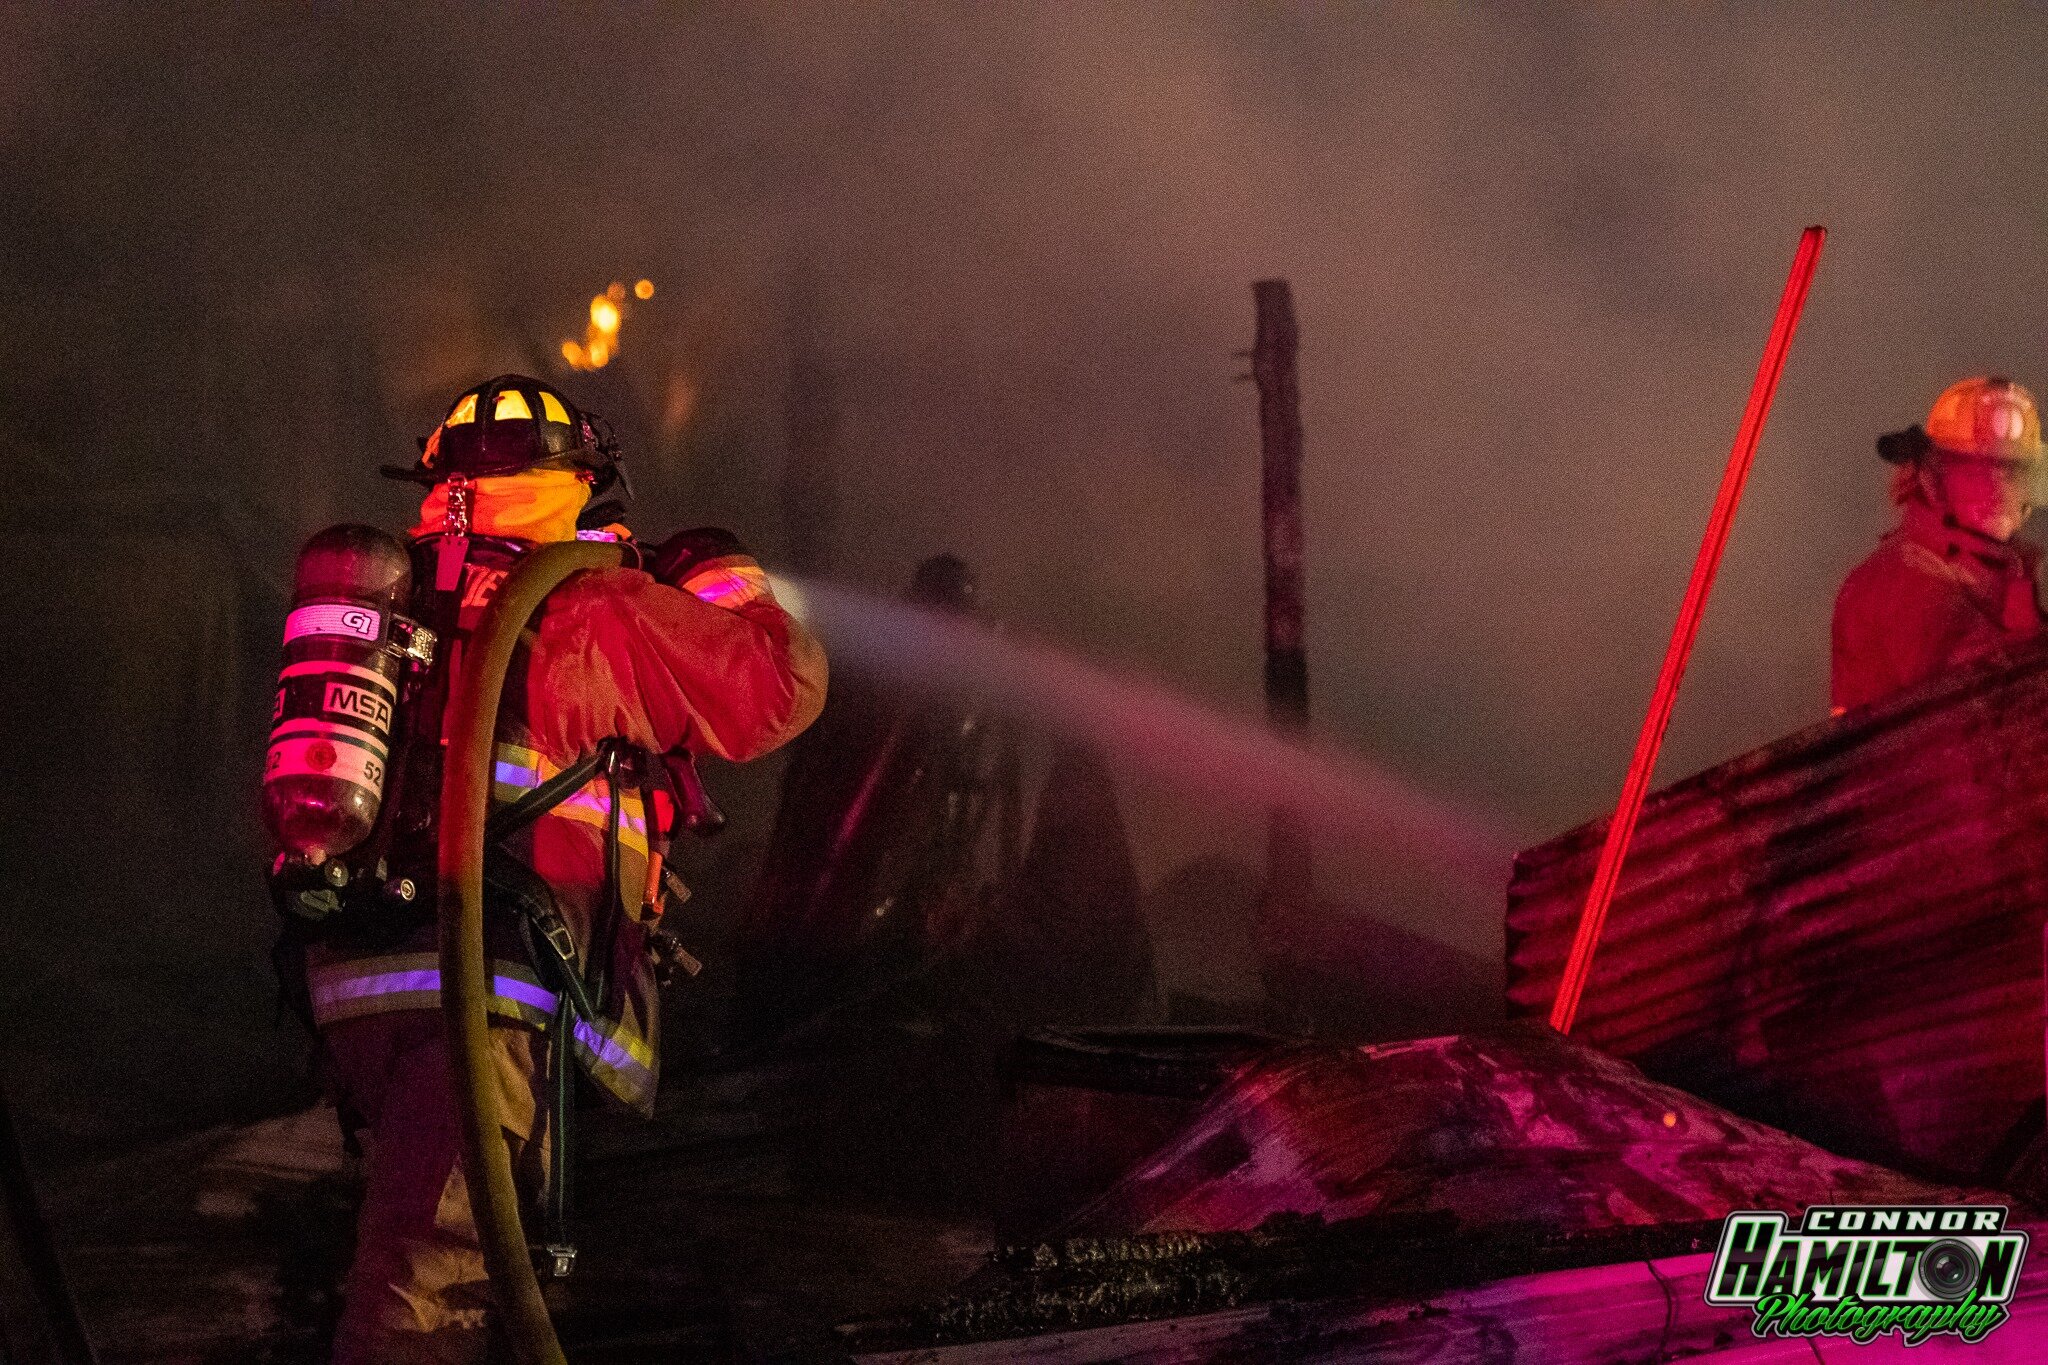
[1927,376,2042,463]
[383,374,631,524]
[385,374,608,481]
[1879,376,2044,466]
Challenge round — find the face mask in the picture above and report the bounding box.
[412,468,592,544]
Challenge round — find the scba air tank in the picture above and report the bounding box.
[263,524,413,862]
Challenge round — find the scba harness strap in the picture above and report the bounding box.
[301,739,669,1279]
[296,745,669,1105]
[483,738,670,1274]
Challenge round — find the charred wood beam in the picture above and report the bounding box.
[1251,280,1313,976]
[0,1074,97,1364]
[838,1210,1725,1353]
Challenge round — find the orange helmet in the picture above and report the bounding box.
[1925,376,2042,463]
[1878,376,2043,466]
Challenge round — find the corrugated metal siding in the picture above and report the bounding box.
[1507,642,2048,1181]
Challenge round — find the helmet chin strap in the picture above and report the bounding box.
[435,474,474,592]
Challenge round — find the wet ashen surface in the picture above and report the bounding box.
[39,1027,994,1364]
[840,1024,2017,1359]
[34,1022,2045,1362]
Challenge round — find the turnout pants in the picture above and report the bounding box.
[322,1011,550,1365]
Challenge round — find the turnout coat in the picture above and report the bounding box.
[1832,500,2045,715]
[304,529,827,1114]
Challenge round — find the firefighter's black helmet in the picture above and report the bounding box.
[384,374,630,524]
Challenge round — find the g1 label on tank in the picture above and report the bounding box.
[323,680,394,729]
[285,603,383,644]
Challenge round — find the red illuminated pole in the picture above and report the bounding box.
[1550,225,1826,1036]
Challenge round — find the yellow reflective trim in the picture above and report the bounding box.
[572,1015,658,1109]
[681,560,770,611]
[490,742,650,856]
[591,1016,655,1069]
[540,391,570,424]
[494,389,533,421]
[446,393,478,425]
[542,795,650,857]
[306,955,555,1029]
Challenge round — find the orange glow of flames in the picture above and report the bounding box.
[562,278,652,371]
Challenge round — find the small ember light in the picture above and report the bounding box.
[561,279,653,370]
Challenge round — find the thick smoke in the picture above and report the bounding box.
[5,4,2045,976]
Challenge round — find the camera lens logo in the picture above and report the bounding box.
[1919,1240,1980,1303]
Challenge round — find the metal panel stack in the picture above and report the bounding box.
[1507,641,2048,1182]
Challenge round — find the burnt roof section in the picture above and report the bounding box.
[1057,1024,1978,1239]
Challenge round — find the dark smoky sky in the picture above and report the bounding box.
[6,3,2046,962]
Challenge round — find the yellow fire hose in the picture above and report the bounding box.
[438,539,623,1365]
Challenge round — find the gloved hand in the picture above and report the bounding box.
[650,526,748,588]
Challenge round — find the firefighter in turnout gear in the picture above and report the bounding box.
[270,375,826,1362]
[1832,376,2048,714]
